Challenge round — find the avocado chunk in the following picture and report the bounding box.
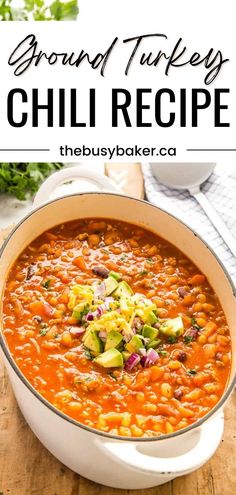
[104,276,119,296]
[142,324,159,340]
[113,281,133,298]
[105,330,123,351]
[125,335,144,353]
[109,271,122,281]
[72,302,88,321]
[160,316,184,337]
[147,339,161,349]
[122,351,131,361]
[147,311,158,325]
[94,348,123,368]
[84,330,103,355]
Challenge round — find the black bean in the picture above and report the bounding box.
[92,266,109,279]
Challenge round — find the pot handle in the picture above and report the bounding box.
[33,166,121,208]
[96,413,224,476]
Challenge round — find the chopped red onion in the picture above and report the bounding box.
[86,312,94,321]
[124,353,141,371]
[69,326,86,337]
[141,348,159,367]
[147,348,159,362]
[139,348,147,357]
[140,355,151,368]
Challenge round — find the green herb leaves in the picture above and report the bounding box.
[184,335,193,344]
[0,163,64,200]
[187,369,197,376]
[0,0,79,21]
[191,318,201,331]
[42,279,51,289]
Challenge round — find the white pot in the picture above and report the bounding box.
[0,168,235,489]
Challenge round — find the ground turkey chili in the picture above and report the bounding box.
[2,219,231,437]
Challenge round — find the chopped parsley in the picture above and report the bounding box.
[146,257,154,264]
[191,318,201,330]
[120,254,128,261]
[184,335,193,344]
[39,328,48,337]
[187,369,197,376]
[139,270,149,276]
[158,350,168,356]
[108,371,117,380]
[84,349,92,360]
[167,335,177,344]
[42,279,51,289]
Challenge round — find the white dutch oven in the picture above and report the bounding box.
[0,168,236,489]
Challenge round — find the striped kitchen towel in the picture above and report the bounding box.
[142,163,236,284]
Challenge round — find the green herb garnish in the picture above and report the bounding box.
[167,335,177,344]
[187,369,197,376]
[84,349,92,360]
[39,328,48,336]
[108,371,117,380]
[184,335,193,344]
[191,318,201,330]
[42,279,51,289]
[0,0,78,21]
[158,350,168,356]
[139,270,149,276]
[120,254,128,261]
[0,164,64,200]
[146,258,154,264]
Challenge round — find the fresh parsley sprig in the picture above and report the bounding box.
[0,0,79,21]
[0,163,64,200]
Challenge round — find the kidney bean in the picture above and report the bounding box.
[174,389,183,400]
[177,351,187,363]
[177,287,188,298]
[92,266,109,278]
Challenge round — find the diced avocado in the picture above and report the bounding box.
[105,330,123,351]
[104,276,119,296]
[109,271,122,281]
[122,351,131,362]
[125,335,144,353]
[84,330,103,355]
[147,339,161,349]
[142,324,159,340]
[160,316,184,337]
[72,302,89,321]
[147,311,158,325]
[94,348,123,368]
[113,281,133,298]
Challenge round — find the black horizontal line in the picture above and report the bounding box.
[0,148,50,152]
[187,148,236,152]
